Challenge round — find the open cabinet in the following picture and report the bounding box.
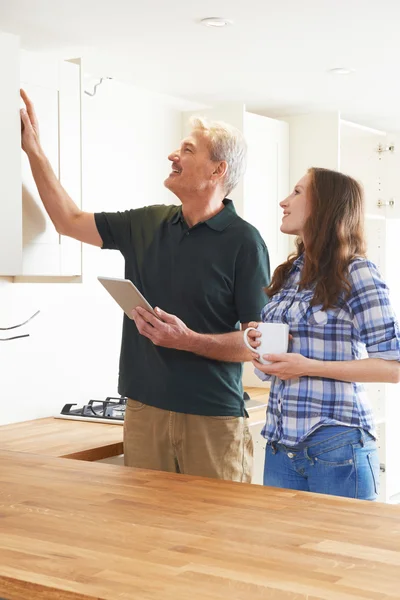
[0,32,21,276]
[0,31,82,279]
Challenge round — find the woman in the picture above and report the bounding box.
[248,167,400,500]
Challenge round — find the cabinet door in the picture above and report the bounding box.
[20,83,61,274]
[19,53,82,277]
[59,60,82,275]
[284,112,340,188]
[0,32,21,276]
[340,121,387,219]
[383,133,400,220]
[243,112,289,272]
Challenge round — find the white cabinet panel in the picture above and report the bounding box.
[340,121,387,219]
[364,216,386,275]
[20,83,59,249]
[59,61,81,206]
[0,32,22,275]
[19,54,82,277]
[20,50,58,89]
[283,112,340,189]
[59,61,82,276]
[384,133,400,220]
[243,112,289,272]
[0,44,82,277]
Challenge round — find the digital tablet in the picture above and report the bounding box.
[98,277,158,320]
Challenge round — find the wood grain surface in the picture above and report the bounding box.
[0,387,268,459]
[0,417,124,461]
[1,450,399,600]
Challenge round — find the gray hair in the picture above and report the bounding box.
[189,116,247,197]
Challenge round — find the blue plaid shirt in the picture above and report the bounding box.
[256,256,400,445]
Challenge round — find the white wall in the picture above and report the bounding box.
[0,78,181,425]
[283,112,340,190]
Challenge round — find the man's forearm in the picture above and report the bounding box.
[183,330,253,362]
[27,148,81,234]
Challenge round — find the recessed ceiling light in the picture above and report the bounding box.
[200,17,233,28]
[328,67,354,75]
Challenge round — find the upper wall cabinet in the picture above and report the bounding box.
[182,103,290,273]
[0,32,21,276]
[0,32,82,277]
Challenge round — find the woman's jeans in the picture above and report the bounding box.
[264,425,380,501]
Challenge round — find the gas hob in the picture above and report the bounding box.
[56,397,127,424]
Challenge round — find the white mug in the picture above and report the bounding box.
[243,322,289,365]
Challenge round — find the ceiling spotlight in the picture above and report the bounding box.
[200,17,233,28]
[328,67,354,75]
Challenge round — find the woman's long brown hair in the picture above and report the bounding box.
[266,167,367,309]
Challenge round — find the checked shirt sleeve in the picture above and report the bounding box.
[348,259,400,361]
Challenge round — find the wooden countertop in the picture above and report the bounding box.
[1,450,399,600]
[0,387,269,460]
[0,417,124,461]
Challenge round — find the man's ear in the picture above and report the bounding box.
[212,161,228,180]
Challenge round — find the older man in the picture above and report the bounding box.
[20,91,269,482]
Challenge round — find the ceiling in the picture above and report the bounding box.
[1,0,400,131]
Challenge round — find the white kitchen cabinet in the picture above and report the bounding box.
[0,32,22,276]
[0,32,82,278]
[283,113,341,187]
[19,51,82,277]
[285,112,400,502]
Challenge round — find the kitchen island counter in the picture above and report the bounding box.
[1,449,399,600]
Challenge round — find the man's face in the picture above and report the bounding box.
[164,129,220,199]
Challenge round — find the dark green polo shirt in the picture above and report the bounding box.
[94,200,270,416]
